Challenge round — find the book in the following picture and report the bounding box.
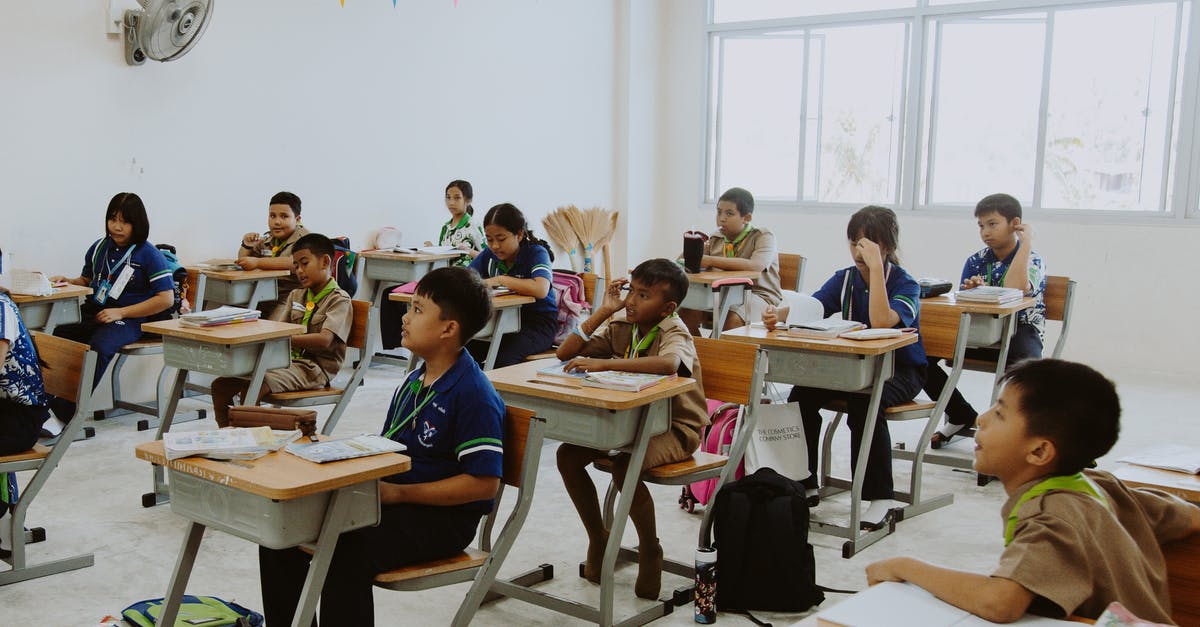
[163,427,303,461]
[392,245,462,255]
[536,361,589,382]
[816,581,1078,626]
[955,286,1024,304]
[179,305,261,327]
[839,328,904,341]
[196,258,243,271]
[580,371,674,393]
[285,434,407,463]
[1119,445,1200,474]
[785,318,865,340]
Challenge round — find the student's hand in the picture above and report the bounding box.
[855,238,885,272]
[961,275,985,290]
[763,305,780,331]
[865,557,913,586]
[600,278,629,314]
[455,242,473,252]
[95,308,124,324]
[1013,220,1033,245]
[237,257,260,270]
[466,248,480,259]
[564,357,610,374]
[49,275,70,284]
[242,232,262,249]
[423,240,434,247]
[483,276,506,289]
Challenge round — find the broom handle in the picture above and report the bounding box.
[602,244,612,283]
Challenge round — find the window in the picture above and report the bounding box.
[706,0,1197,218]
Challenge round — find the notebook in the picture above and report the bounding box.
[785,318,866,340]
[816,582,1079,626]
[285,434,406,463]
[1119,445,1200,474]
[955,286,1023,304]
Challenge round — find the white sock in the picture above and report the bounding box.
[805,488,820,502]
[936,421,965,439]
[42,416,65,437]
[862,500,896,525]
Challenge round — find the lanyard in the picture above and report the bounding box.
[724,225,755,257]
[841,263,891,321]
[1004,473,1108,546]
[985,241,1022,287]
[489,256,511,277]
[626,323,662,358]
[92,240,137,283]
[439,213,472,246]
[382,378,437,439]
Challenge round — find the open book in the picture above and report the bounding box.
[1119,445,1200,474]
[817,582,1079,626]
[785,318,865,340]
[285,434,406,463]
[537,362,673,392]
[392,245,461,255]
[163,427,302,461]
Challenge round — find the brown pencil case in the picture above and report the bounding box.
[227,406,318,438]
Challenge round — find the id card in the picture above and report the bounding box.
[95,280,111,305]
[109,265,135,300]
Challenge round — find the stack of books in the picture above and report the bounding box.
[163,427,303,461]
[179,305,261,328]
[785,318,865,340]
[955,286,1024,304]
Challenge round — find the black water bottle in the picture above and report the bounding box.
[695,547,717,623]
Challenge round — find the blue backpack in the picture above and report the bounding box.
[122,595,263,627]
[152,243,189,321]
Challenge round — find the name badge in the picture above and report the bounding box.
[291,301,307,312]
[109,265,135,300]
[95,280,111,305]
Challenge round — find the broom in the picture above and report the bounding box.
[589,208,619,280]
[565,205,610,274]
[542,207,581,271]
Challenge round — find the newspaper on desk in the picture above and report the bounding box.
[285,434,406,463]
[163,427,303,461]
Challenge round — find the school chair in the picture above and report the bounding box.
[589,337,768,608]
[960,275,1076,383]
[1164,532,1200,625]
[261,299,373,436]
[817,306,963,557]
[779,252,806,293]
[373,406,555,627]
[0,333,97,585]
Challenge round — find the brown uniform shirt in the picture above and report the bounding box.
[238,225,311,295]
[703,226,782,306]
[994,469,1198,622]
[272,283,353,386]
[580,313,708,452]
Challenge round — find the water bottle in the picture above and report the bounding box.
[695,547,717,623]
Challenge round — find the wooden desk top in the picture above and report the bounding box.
[10,284,92,304]
[921,294,1036,316]
[1112,463,1200,503]
[488,358,698,411]
[389,291,535,308]
[141,319,304,345]
[721,325,918,356]
[360,250,465,262]
[135,440,410,501]
[191,267,291,281]
[685,270,760,285]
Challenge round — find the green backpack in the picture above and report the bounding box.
[121,595,263,627]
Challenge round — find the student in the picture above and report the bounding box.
[467,203,558,368]
[678,187,782,334]
[866,359,1200,623]
[235,191,310,297]
[925,193,1047,448]
[210,233,352,427]
[555,258,708,600]
[379,180,484,350]
[771,206,925,527]
[0,286,51,546]
[258,266,504,626]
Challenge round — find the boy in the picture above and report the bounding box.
[679,187,782,334]
[555,258,708,600]
[259,266,504,626]
[236,191,310,298]
[866,359,1200,623]
[211,233,351,427]
[925,193,1047,448]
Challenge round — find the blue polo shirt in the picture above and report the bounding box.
[812,263,926,367]
[470,242,557,316]
[0,294,47,407]
[380,348,505,514]
[80,237,174,311]
[961,242,1047,337]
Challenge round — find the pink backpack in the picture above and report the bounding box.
[679,399,746,512]
[551,270,590,344]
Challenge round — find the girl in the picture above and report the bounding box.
[767,206,926,528]
[467,203,558,368]
[380,180,485,350]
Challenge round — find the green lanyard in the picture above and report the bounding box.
[489,256,511,277]
[1003,473,1109,546]
[626,315,676,358]
[439,213,472,246]
[724,225,755,257]
[382,378,437,439]
[292,279,337,359]
[840,264,891,321]
[985,241,1021,287]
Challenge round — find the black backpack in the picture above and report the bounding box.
[330,236,359,297]
[712,467,826,613]
[149,243,188,321]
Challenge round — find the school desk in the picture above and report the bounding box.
[722,325,919,557]
[1113,463,1200,504]
[189,267,291,311]
[360,250,464,365]
[465,358,698,627]
[135,440,410,627]
[11,284,92,334]
[389,291,534,371]
[138,318,304,507]
[682,269,759,339]
[920,294,1035,404]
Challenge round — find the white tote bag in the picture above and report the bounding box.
[741,401,810,481]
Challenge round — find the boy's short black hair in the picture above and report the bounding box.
[416,267,493,344]
[292,233,336,261]
[270,191,302,217]
[630,258,689,306]
[1001,359,1120,475]
[106,192,151,244]
[975,193,1022,221]
[718,187,755,217]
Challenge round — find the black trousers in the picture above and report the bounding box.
[467,309,557,369]
[378,285,407,350]
[0,399,46,517]
[923,323,1044,427]
[788,364,926,502]
[259,502,481,626]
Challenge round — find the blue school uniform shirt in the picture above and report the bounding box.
[470,243,557,316]
[380,347,505,514]
[0,294,47,407]
[960,242,1047,338]
[812,264,926,366]
[80,238,175,311]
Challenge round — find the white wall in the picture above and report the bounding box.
[638,1,1200,383]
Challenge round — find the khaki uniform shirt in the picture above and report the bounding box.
[273,284,353,385]
[580,313,708,449]
[703,227,782,306]
[238,225,311,295]
[994,469,1198,622]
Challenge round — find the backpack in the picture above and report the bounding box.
[679,400,745,512]
[711,467,826,613]
[151,244,189,321]
[121,595,263,627]
[330,236,359,297]
[551,270,590,344]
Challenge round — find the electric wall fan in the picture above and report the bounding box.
[124,0,214,66]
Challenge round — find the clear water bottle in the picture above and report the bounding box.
[695,547,717,623]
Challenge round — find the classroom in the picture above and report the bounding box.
[2,1,1199,625]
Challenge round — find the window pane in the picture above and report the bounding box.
[713,0,913,24]
[805,23,907,204]
[714,36,805,200]
[1041,4,1179,211]
[924,15,1045,205]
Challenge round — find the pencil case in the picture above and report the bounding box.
[227,406,317,437]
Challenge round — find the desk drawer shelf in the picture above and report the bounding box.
[966,315,1004,347]
[163,338,290,376]
[506,394,671,450]
[203,280,277,307]
[767,350,885,392]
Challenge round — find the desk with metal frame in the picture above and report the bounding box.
[191,268,291,311]
[11,284,92,334]
[360,250,464,366]
[389,291,534,371]
[682,270,758,339]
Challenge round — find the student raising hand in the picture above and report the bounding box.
[600,278,629,314]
